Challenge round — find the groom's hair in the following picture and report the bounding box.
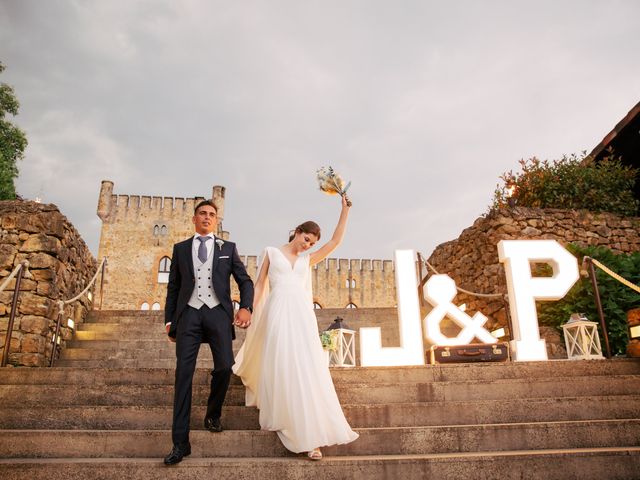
[194,199,217,214]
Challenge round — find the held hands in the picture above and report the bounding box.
[234,308,252,329]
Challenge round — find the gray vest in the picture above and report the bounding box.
[188,241,220,309]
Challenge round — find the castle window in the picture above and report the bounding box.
[141,302,150,310]
[345,279,356,288]
[346,302,357,309]
[153,224,169,236]
[151,302,161,310]
[351,279,356,288]
[158,256,171,283]
[313,302,322,309]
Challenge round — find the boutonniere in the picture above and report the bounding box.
[215,238,224,250]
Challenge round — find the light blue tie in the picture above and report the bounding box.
[197,236,211,263]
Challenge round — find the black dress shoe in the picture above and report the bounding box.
[204,417,223,432]
[163,442,191,465]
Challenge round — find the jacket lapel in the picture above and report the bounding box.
[212,236,220,273]
[184,238,195,279]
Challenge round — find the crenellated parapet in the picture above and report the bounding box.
[234,254,397,309]
[96,180,227,310]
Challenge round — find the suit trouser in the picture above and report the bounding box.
[172,304,234,445]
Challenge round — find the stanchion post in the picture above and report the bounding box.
[1,264,25,367]
[586,257,612,358]
[49,308,63,367]
[417,253,425,308]
[99,258,106,311]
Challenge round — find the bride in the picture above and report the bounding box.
[233,195,358,460]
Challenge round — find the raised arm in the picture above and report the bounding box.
[309,195,350,266]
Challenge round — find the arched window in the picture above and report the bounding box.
[160,225,168,235]
[158,256,171,283]
[351,279,356,288]
[313,302,322,310]
[153,225,160,236]
[140,302,150,310]
[346,302,357,309]
[151,302,161,310]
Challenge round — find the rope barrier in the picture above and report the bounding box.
[56,257,107,315]
[585,256,640,294]
[0,260,29,295]
[419,254,504,299]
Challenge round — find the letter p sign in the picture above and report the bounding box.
[498,240,579,362]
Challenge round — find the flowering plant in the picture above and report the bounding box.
[215,238,224,250]
[320,330,338,351]
[316,166,352,206]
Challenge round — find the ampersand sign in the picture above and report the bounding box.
[423,275,497,346]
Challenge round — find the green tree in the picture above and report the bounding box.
[0,61,28,200]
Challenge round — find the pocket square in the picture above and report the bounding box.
[219,255,230,259]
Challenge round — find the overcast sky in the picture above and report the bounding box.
[1,0,639,261]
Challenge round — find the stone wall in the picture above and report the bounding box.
[426,207,640,358]
[0,201,97,366]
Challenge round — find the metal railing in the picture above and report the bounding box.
[49,257,107,366]
[1,257,107,367]
[0,260,29,367]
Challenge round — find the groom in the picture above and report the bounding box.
[163,199,254,465]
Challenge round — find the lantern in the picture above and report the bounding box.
[562,313,604,360]
[326,317,356,367]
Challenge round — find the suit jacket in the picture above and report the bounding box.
[164,236,254,339]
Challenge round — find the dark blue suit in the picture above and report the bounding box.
[165,236,254,445]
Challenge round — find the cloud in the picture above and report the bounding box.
[2,0,639,261]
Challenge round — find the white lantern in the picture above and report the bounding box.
[562,313,604,360]
[326,317,356,367]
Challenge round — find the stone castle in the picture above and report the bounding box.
[96,180,396,310]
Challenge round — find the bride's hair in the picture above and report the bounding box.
[289,221,321,242]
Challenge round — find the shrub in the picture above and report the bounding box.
[492,152,638,216]
[537,244,640,355]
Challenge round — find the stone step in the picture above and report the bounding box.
[54,358,215,368]
[1,376,638,407]
[12,359,634,383]
[0,420,637,458]
[3,361,639,386]
[1,448,638,480]
[1,396,638,430]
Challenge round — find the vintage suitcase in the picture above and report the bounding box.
[429,342,510,364]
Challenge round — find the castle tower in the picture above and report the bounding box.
[95,180,226,310]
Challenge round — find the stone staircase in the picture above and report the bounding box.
[0,310,639,479]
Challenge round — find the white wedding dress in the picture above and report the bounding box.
[233,247,359,453]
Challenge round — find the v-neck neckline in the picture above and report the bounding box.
[277,247,300,271]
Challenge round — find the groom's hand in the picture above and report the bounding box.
[234,308,252,329]
[166,324,176,343]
